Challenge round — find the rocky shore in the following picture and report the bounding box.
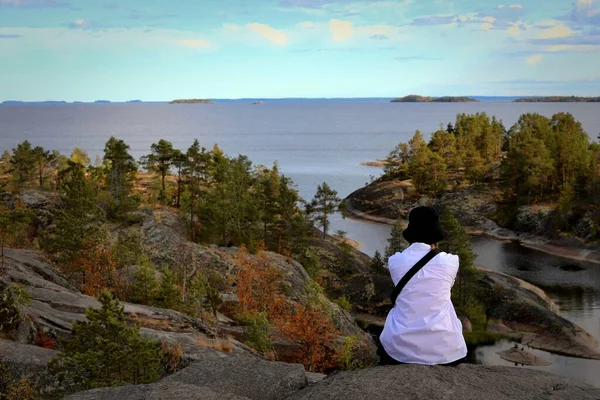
[343,179,600,265]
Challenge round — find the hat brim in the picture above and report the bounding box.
[402,225,447,245]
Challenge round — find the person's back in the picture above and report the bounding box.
[378,206,467,365]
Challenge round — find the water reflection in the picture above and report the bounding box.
[470,236,600,342]
[473,340,600,388]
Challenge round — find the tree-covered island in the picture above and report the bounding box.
[391,95,479,103]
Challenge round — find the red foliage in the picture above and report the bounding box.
[72,240,124,297]
[35,330,57,350]
[234,248,340,372]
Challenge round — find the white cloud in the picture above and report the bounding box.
[577,0,594,6]
[247,23,288,45]
[482,16,497,23]
[507,22,522,35]
[546,44,600,52]
[178,39,210,49]
[299,21,315,29]
[69,19,92,29]
[329,19,353,41]
[536,23,575,39]
[498,4,524,9]
[223,24,241,32]
[526,54,543,65]
[481,23,495,31]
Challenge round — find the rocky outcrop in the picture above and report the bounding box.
[478,269,600,360]
[0,339,58,394]
[134,211,376,352]
[286,364,600,399]
[65,348,309,400]
[65,362,600,400]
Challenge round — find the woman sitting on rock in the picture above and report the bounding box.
[378,206,467,366]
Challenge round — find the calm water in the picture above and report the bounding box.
[1,100,600,386]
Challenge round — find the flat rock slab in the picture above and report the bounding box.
[64,382,250,400]
[65,349,308,400]
[497,346,552,366]
[286,364,600,400]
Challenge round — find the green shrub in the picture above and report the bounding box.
[238,311,272,353]
[337,336,363,370]
[334,296,352,312]
[48,290,163,394]
[0,283,31,334]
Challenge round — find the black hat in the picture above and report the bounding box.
[402,206,447,245]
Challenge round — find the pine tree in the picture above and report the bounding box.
[32,146,56,188]
[308,182,341,237]
[184,140,211,240]
[370,250,386,274]
[385,220,407,258]
[103,137,138,217]
[10,140,36,184]
[0,202,32,266]
[141,139,175,202]
[130,256,159,305]
[48,290,163,393]
[384,142,410,180]
[155,266,182,310]
[171,149,186,208]
[50,162,105,269]
[438,207,476,308]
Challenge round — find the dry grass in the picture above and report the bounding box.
[161,341,183,373]
[194,335,233,354]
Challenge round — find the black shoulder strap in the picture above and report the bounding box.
[390,249,440,306]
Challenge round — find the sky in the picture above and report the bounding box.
[0,0,599,100]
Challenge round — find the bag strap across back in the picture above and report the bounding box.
[390,249,440,306]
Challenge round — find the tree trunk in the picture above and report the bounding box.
[176,169,181,208]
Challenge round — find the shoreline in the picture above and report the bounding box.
[343,203,600,266]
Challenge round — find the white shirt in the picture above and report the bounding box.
[379,242,467,364]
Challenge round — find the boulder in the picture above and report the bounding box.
[0,339,60,396]
[286,364,600,400]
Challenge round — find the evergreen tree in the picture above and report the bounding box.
[32,146,56,188]
[48,291,163,393]
[370,250,386,274]
[0,150,10,175]
[184,140,211,240]
[155,266,182,310]
[384,142,410,180]
[10,140,36,184]
[428,129,458,171]
[0,202,32,266]
[103,137,137,217]
[130,256,159,305]
[385,220,407,258]
[141,139,175,202]
[50,162,105,269]
[438,208,476,308]
[171,149,186,208]
[551,112,590,191]
[308,182,341,237]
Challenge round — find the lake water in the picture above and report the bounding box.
[1,100,599,386]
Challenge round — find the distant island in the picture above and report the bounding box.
[170,99,215,104]
[94,100,111,104]
[391,95,478,103]
[513,96,600,103]
[127,100,143,103]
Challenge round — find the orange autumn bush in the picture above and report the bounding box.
[234,247,340,372]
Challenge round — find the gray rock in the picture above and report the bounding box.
[0,339,58,393]
[285,364,600,400]
[65,349,308,400]
[64,383,250,400]
[161,350,308,400]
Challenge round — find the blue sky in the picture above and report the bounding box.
[0,0,599,100]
